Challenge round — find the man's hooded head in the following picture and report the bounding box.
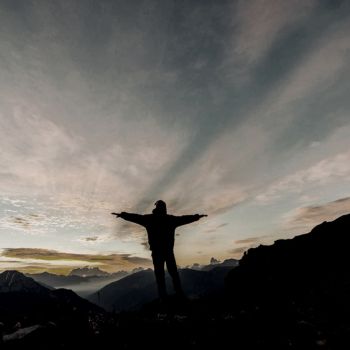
[152,200,167,215]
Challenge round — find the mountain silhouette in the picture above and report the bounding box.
[88,266,232,312]
[26,272,86,287]
[0,270,50,294]
[89,269,156,311]
[27,270,130,297]
[223,213,350,348]
[226,213,350,296]
[0,271,105,348]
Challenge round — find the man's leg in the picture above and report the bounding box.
[166,250,184,296]
[152,252,167,299]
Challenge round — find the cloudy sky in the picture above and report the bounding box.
[1,0,350,274]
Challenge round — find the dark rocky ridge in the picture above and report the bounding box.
[224,213,350,348]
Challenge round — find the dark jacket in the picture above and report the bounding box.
[119,212,200,252]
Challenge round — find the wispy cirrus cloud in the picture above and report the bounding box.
[81,236,99,242]
[283,197,350,232]
[204,223,229,234]
[224,0,317,82]
[256,150,350,204]
[235,235,270,245]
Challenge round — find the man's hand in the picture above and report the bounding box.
[197,214,208,219]
[111,212,123,218]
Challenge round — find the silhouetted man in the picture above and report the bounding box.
[112,200,207,299]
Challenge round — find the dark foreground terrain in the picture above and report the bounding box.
[2,214,350,349]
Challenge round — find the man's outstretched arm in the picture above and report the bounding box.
[174,214,207,227]
[111,212,146,226]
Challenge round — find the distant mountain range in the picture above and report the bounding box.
[25,260,238,299]
[69,266,111,277]
[188,258,239,271]
[88,265,234,312]
[26,269,131,297]
[26,271,86,286]
[27,269,129,287]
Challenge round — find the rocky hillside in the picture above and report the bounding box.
[0,271,106,348]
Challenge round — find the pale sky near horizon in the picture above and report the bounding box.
[1,0,350,274]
